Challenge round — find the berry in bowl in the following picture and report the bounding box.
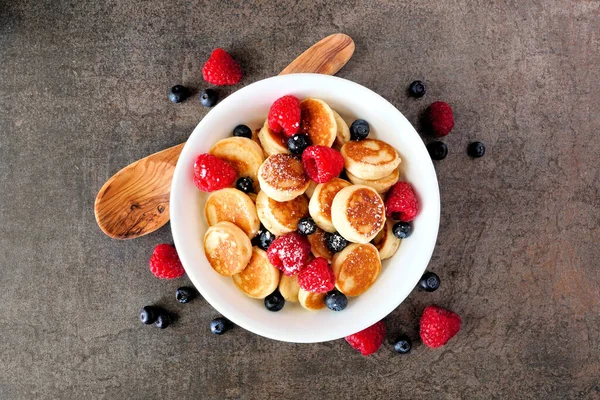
[170,74,440,343]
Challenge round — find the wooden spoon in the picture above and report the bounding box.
[94,33,355,239]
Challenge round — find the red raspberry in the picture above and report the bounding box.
[301,145,344,183]
[420,305,462,348]
[297,257,335,293]
[427,101,454,137]
[193,153,236,192]
[202,48,242,86]
[267,95,301,137]
[385,181,419,222]
[149,244,185,279]
[267,232,311,276]
[345,320,386,356]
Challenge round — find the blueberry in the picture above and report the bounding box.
[139,306,158,325]
[418,272,440,292]
[287,134,312,155]
[297,217,317,235]
[408,80,426,98]
[468,141,485,158]
[210,317,232,335]
[393,335,412,354]
[154,312,171,329]
[325,290,348,311]
[175,287,197,304]
[350,119,370,141]
[233,124,252,138]
[264,290,285,312]
[257,229,276,250]
[392,222,412,239]
[427,141,448,161]
[200,89,218,107]
[236,177,254,193]
[325,232,348,253]
[169,85,188,103]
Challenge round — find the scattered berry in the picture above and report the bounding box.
[264,290,285,312]
[298,257,336,293]
[297,217,317,236]
[393,335,412,354]
[408,80,426,98]
[149,244,185,279]
[139,306,158,325]
[385,182,419,222]
[350,119,370,141]
[192,153,236,192]
[420,305,461,348]
[233,124,252,138]
[252,227,275,251]
[426,101,454,137]
[267,232,311,276]
[302,145,344,183]
[235,177,254,193]
[392,221,412,239]
[210,317,232,334]
[154,312,171,329]
[345,320,386,356]
[468,141,486,158]
[202,48,242,85]
[418,272,440,292]
[175,287,197,304]
[199,89,218,107]
[169,85,188,103]
[287,134,312,155]
[325,290,348,311]
[268,95,301,137]
[324,232,348,253]
[427,141,448,160]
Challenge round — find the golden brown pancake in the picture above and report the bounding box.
[307,228,334,261]
[298,288,327,310]
[232,247,280,298]
[209,137,265,193]
[332,243,381,296]
[341,139,401,180]
[204,221,253,276]
[257,154,309,201]
[299,98,337,147]
[204,188,260,238]
[278,274,300,302]
[372,220,401,260]
[308,177,351,232]
[256,191,309,235]
[331,185,386,244]
[258,119,289,156]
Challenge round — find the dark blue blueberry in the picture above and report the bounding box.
[408,80,426,98]
[200,89,218,107]
[325,290,348,311]
[258,229,276,250]
[233,124,252,138]
[154,312,171,329]
[325,232,349,253]
[236,177,254,193]
[264,290,285,312]
[287,134,312,155]
[169,85,188,103]
[297,217,317,236]
[210,317,232,335]
[139,306,158,325]
[393,335,412,354]
[350,119,370,141]
[468,141,485,158]
[418,272,440,292]
[427,141,448,161]
[175,287,197,304]
[392,222,412,239]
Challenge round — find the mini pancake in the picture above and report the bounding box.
[308,178,352,233]
[256,190,309,236]
[307,228,334,262]
[204,221,253,276]
[341,139,401,180]
[332,243,381,297]
[257,154,309,202]
[210,137,265,192]
[332,110,350,150]
[304,181,318,198]
[346,167,400,194]
[331,185,386,244]
[372,220,401,260]
[278,274,300,302]
[204,188,260,238]
[298,288,327,310]
[232,247,280,299]
[299,98,337,147]
[258,119,289,156]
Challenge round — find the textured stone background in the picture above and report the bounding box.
[1,1,599,399]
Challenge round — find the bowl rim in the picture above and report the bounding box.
[170,73,440,343]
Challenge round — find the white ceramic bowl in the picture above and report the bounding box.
[170,74,440,343]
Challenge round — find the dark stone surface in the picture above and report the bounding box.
[1,1,599,399]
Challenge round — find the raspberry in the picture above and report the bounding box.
[267,232,311,276]
[426,101,454,137]
[267,95,301,137]
[202,48,242,86]
[297,257,335,293]
[149,244,185,279]
[301,145,344,183]
[193,153,236,192]
[420,305,462,348]
[345,320,386,356]
[385,181,419,222]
